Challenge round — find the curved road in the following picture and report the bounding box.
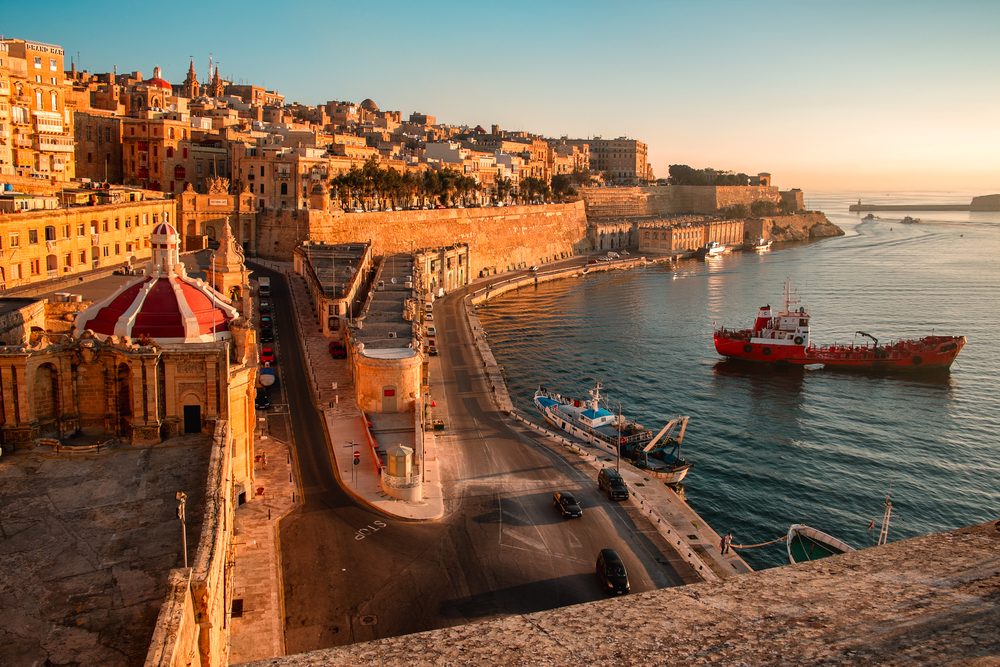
[256,266,690,655]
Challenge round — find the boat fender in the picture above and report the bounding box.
[793,336,804,345]
[762,347,772,356]
[912,355,923,366]
[743,343,753,353]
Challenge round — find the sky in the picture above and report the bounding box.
[5,0,999,192]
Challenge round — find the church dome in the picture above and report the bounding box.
[75,222,237,344]
[144,65,172,90]
[360,98,380,113]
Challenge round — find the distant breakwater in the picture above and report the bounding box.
[849,193,1000,212]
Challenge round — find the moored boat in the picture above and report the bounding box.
[746,237,773,252]
[787,524,854,564]
[713,280,966,372]
[698,241,727,258]
[533,382,692,484]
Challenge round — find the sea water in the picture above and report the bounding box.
[477,191,1000,569]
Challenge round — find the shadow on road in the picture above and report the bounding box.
[438,573,602,618]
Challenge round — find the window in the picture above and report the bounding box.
[259,166,264,177]
[63,224,70,238]
[152,213,159,225]
[87,152,93,163]
[11,264,22,280]
[114,218,120,230]
[182,147,188,159]
[30,259,40,275]
[79,250,86,263]
[103,246,110,257]
[45,226,56,241]
[166,147,173,158]
[114,243,120,255]
[259,184,264,193]
[102,220,109,232]
[125,217,131,228]
[9,233,20,247]
[51,91,57,111]
[77,223,85,236]
[142,214,148,225]
[49,58,57,72]
[36,90,42,108]
[280,183,288,195]
[28,229,39,244]
[34,56,42,68]
[64,253,73,267]
[169,127,174,139]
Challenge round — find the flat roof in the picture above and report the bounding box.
[0,435,212,665]
[0,297,41,315]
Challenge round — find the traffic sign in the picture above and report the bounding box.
[353,458,360,466]
[353,450,361,458]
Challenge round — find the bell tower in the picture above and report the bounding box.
[210,217,250,309]
[182,58,200,98]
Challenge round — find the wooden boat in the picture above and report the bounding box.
[786,524,854,564]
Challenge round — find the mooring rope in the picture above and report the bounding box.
[732,535,788,550]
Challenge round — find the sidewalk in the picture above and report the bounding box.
[228,427,297,663]
[285,270,444,521]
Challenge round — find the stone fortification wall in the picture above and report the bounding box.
[255,203,589,279]
[581,185,781,218]
[245,520,1000,667]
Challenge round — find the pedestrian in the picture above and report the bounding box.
[721,531,733,555]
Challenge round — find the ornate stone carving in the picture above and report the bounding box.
[206,176,231,195]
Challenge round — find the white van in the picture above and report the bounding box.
[426,325,437,337]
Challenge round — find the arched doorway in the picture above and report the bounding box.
[33,363,59,435]
[116,363,133,436]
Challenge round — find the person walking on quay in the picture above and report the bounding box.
[720,531,733,555]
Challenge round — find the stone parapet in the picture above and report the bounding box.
[581,185,782,218]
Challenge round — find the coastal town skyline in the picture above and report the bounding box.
[5,0,998,192]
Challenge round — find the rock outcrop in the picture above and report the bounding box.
[970,194,1000,212]
[769,211,844,242]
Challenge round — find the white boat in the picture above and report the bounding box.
[786,524,854,564]
[747,238,773,252]
[699,241,726,258]
[533,382,692,484]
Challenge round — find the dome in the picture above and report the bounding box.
[359,98,380,113]
[144,65,172,90]
[75,223,237,344]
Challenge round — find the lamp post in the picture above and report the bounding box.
[176,491,188,568]
[615,401,623,472]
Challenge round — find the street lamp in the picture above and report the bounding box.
[176,491,188,568]
[615,401,623,472]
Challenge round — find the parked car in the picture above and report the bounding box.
[426,325,437,337]
[260,329,274,343]
[427,345,438,356]
[553,491,583,519]
[260,346,276,364]
[424,312,433,321]
[259,300,272,314]
[260,315,274,330]
[596,548,630,595]
[328,341,347,359]
[598,468,629,501]
[529,265,539,272]
[254,387,271,410]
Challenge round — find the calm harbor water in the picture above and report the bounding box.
[478,191,1000,569]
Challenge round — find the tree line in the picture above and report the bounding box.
[668,164,753,186]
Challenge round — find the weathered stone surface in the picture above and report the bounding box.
[769,211,844,242]
[970,194,1000,211]
[242,521,1000,667]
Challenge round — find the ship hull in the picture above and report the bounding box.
[714,333,965,372]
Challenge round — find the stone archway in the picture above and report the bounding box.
[33,362,59,435]
[116,363,133,436]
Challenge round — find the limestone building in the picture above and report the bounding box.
[0,38,75,181]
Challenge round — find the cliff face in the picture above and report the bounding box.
[768,211,844,242]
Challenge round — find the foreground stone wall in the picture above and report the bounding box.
[244,520,1000,667]
[255,203,589,279]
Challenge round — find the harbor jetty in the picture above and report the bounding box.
[849,193,1000,212]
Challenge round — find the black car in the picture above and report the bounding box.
[259,300,272,314]
[596,548,630,595]
[254,387,271,410]
[260,315,274,330]
[598,468,629,501]
[260,329,274,343]
[553,491,583,518]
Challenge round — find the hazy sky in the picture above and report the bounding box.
[5,0,999,192]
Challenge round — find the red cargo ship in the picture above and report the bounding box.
[713,281,966,372]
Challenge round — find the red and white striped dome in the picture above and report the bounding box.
[75,222,237,343]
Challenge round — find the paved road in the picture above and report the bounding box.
[253,266,686,655]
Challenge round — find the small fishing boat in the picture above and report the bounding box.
[862,213,877,221]
[746,237,773,252]
[698,241,726,258]
[786,524,854,564]
[900,216,921,224]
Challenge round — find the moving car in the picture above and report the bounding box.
[598,468,629,501]
[427,345,438,356]
[596,548,630,595]
[260,346,276,364]
[254,387,271,410]
[553,491,583,519]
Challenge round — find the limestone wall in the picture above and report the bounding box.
[255,203,589,279]
[767,211,844,242]
[581,185,781,218]
[352,349,422,414]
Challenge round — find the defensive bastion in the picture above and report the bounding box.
[255,202,589,278]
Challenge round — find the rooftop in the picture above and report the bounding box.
[0,435,212,666]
